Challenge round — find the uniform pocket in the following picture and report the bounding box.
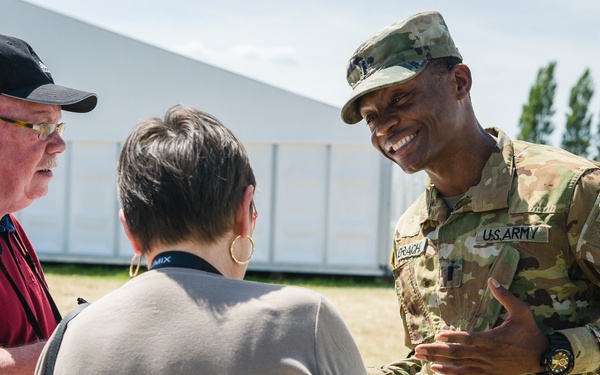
[437,244,520,332]
[577,193,600,263]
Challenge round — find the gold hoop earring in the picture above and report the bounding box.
[229,235,255,265]
[129,253,142,278]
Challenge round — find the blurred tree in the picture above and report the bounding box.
[561,68,594,158]
[518,61,557,144]
[596,111,600,161]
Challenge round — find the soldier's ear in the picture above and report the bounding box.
[451,64,472,99]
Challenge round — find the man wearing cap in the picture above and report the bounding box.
[0,34,97,373]
[342,11,600,375]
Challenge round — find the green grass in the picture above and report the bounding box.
[42,262,395,287]
[42,263,133,280]
[246,272,394,288]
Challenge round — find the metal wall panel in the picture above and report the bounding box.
[326,145,381,268]
[17,139,426,275]
[272,145,328,265]
[15,147,69,254]
[245,143,275,264]
[67,142,118,257]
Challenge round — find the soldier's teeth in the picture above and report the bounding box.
[392,133,416,152]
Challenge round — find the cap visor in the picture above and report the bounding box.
[2,83,97,113]
[341,60,428,124]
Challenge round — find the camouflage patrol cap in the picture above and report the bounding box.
[341,11,462,124]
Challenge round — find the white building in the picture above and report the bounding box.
[4,0,425,275]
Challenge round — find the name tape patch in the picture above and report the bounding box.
[476,225,549,243]
[396,238,427,263]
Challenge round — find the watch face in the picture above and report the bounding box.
[548,349,571,374]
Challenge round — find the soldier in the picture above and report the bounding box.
[341,11,600,375]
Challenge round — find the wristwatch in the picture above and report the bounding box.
[540,332,574,375]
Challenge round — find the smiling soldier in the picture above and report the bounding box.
[341,11,600,375]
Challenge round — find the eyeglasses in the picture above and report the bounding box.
[0,115,66,141]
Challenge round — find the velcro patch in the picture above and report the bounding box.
[440,258,463,289]
[476,226,549,243]
[396,238,427,264]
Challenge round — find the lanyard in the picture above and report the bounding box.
[149,251,222,276]
[0,215,62,341]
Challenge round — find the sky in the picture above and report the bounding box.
[23,0,600,147]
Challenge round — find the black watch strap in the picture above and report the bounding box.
[541,332,574,375]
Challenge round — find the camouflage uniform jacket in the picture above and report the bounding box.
[370,128,600,375]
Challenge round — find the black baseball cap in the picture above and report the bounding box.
[0,34,97,113]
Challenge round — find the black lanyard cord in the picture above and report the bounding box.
[150,251,223,275]
[19,245,62,324]
[0,231,62,342]
[0,255,45,340]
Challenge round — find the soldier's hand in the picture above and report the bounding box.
[413,277,549,375]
